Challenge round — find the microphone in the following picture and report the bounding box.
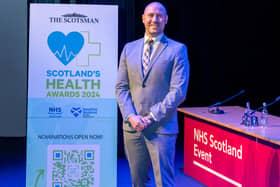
[250,96,280,115]
[208,89,245,114]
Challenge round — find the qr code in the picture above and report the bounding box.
[47,144,100,187]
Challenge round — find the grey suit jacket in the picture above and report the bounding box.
[115,35,190,134]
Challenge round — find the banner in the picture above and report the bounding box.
[26,4,118,187]
[184,117,279,187]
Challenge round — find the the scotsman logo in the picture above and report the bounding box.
[49,13,99,24]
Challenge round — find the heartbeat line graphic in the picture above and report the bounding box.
[54,45,76,62]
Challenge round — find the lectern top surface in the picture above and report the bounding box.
[178,106,280,146]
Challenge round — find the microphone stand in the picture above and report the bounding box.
[208,104,225,114]
[250,96,280,115]
[208,90,245,114]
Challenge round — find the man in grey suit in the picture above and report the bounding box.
[115,1,190,187]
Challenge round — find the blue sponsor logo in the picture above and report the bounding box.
[83,108,98,118]
[71,107,82,117]
[48,107,62,118]
[47,31,84,65]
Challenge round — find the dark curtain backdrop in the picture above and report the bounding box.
[134,0,279,113]
[132,0,279,156]
[29,0,279,156]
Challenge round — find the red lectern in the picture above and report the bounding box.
[178,106,280,187]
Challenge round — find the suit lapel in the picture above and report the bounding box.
[136,38,145,80]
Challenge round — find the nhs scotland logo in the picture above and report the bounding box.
[47,31,84,66]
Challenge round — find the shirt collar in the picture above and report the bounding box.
[144,33,164,44]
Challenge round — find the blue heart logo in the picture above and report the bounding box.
[47,31,84,65]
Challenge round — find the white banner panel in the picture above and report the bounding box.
[26,4,118,187]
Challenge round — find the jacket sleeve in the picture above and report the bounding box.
[150,44,190,122]
[115,44,136,120]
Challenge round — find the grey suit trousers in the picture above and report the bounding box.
[124,131,177,187]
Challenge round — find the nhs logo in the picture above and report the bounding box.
[48,107,62,118]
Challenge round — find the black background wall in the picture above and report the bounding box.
[118,0,279,156]
[134,0,279,112]
[0,0,279,156]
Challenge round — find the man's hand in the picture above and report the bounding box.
[142,116,153,127]
[128,114,152,132]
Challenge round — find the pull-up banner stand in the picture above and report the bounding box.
[26,4,118,187]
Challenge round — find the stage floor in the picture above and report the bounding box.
[0,137,205,187]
